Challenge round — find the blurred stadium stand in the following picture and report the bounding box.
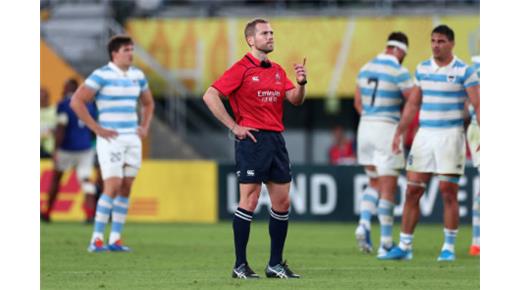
[40,0,478,163]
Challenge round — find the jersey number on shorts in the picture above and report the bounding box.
[368,77,379,106]
[110,152,122,163]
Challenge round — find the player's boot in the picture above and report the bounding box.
[87,238,108,253]
[231,263,260,279]
[265,261,300,279]
[437,250,456,261]
[377,243,396,259]
[378,246,413,260]
[355,225,373,253]
[108,240,131,252]
[469,245,480,256]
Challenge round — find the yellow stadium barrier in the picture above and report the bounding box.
[40,160,218,223]
[126,15,479,98]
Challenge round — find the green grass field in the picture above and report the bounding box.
[41,222,479,289]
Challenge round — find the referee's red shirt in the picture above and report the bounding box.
[212,52,295,132]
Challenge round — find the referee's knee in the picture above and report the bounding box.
[272,196,290,212]
[239,195,259,212]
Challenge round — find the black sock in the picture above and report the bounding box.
[233,207,253,268]
[269,208,289,267]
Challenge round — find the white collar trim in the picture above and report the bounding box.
[430,55,458,70]
[108,62,128,76]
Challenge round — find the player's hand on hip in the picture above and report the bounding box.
[233,125,258,143]
[95,127,118,140]
[392,131,402,154]
[137,126,149,139]
[293,57,307,84]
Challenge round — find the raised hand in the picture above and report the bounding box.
[293,57,307,84]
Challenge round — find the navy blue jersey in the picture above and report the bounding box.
[57,97,97,151]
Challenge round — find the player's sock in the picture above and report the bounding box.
[82,181,97,222]
[268,208,289,267]
[233,207,253,268]
[442,228,458,252]
[359,186,378,230]
[472,193,480,246]
[91,194,113,243]
[109,196,129,244]
[377,199,395,248]
[398,232,413,251]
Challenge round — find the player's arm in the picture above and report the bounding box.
[137,89,155,139]
[202,87,258,142]
[70,85,117,139]
[392,86,422,153]
[354,85,362,115]
[466,84,480,126]
[462,100,471,130]
[286,58,307,106]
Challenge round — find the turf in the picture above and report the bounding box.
[41,222,479,289]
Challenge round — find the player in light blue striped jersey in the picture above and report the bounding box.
[467,55,480,256]
[71,35,155,252]
[380,25,480,262]
[354,32,415,257]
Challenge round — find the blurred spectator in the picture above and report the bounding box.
[329,125,356,165]
[40,88,56,158]
[41,79,98,223]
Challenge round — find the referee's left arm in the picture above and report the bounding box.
[286,59,307,106]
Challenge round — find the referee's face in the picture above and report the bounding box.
[253,23,274,53]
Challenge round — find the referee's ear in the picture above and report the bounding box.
[246,36,254,47]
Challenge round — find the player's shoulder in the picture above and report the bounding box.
[57,98,72,111]
[129,66,146,78]
[452,57,469,69]
[90,65,112,77]
[417,58,432,68]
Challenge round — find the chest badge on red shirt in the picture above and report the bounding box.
[252,76,260,82]
[275,72,282,84]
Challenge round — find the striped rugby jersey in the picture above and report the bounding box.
[468,56,480,124]
[357,53,414,123]
[415,56,479,129]
[85,62,149,134]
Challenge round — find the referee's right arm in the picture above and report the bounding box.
[202,87,257,142]
[202,87,236,131]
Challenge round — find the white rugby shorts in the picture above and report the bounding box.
[56,148,95,180]
[96,134,142,180]
[406,127,466,175]
[357,119,404,176]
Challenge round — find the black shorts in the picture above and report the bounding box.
[235,130,292,184]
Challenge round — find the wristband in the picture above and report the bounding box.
[297,79,307,86]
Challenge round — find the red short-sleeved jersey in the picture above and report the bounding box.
[212,52,295,132]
